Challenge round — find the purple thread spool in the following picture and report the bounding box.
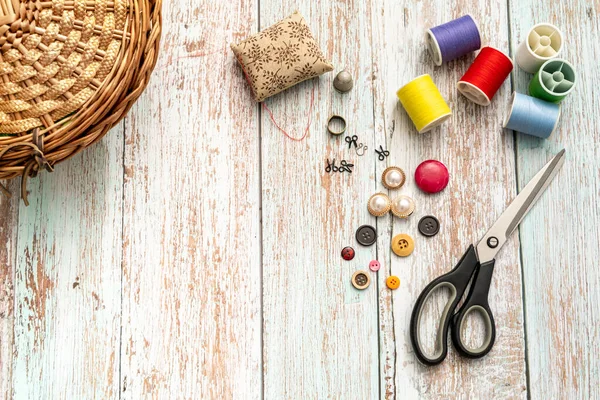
[427,15,482,66]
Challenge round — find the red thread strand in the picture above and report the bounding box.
[459,47,513,101]
[235,53,314,142]
[262,84,315,142]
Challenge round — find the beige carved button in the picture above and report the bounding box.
[351,270,371,290]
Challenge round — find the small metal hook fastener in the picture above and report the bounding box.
[325,158,339,173]
[356,143,368,156]
[326,158,354,173]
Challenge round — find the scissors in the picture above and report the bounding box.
[410,149,565,366]
[345,135,358,148]
[338,159,354,173]
[375,145,390,161]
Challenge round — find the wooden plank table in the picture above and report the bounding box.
[1,0,598,398]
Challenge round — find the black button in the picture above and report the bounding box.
[418,215,440,237]
[356,225,377,246]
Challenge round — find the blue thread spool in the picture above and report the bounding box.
[504,92,561,138]
[427,15,482,66]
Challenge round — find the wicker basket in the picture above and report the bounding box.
[0,0,162,205]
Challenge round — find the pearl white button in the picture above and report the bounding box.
[367,193,391,217]
[382,167,406,189]
[391,195,415,218]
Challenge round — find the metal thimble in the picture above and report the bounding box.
[333,70,354,93]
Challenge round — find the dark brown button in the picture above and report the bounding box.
[356,225,377,246]
[418,215,440,237]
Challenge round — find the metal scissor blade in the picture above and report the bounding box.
[476,149,566,263]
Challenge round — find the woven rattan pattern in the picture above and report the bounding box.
[0,0,161,205]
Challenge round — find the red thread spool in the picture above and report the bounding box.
[457,47,513,106]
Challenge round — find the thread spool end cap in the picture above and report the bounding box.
[457,81,491,106]
[426,29,443,66]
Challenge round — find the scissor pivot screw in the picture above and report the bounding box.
[487,237,499,248]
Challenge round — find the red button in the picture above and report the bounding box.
[341,246,355,260]
[415,160,449,193]
[369,260,380,272]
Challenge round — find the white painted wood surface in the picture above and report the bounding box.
[119,0,262,398]
[510,1,600,398]
[11,124,124,399]
[259,1,380,398]
[0,182,17,399]
[372,2,526,398]
[0,0,598,398]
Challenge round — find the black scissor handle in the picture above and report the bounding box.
[451,260,496,359]
[410,246,479,366]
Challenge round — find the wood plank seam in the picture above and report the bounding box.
[505,2,534,395]
[118,117,126,398]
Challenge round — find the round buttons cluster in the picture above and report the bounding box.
[345,160,449,292]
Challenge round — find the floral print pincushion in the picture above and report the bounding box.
[231,11,334,102]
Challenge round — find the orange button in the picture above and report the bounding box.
[386,276,400,290]
[391,233,414,257]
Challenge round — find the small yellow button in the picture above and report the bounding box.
[386,276,400,290]
[391,233,414,257]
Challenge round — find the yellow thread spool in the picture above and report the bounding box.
[396,74,452,133]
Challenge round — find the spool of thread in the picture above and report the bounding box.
[426,15,482,66]
[504,92,561,139]
[516,23,563,73]
[529,59,576,103]
[396,74,452,134]
[457,47,513,106]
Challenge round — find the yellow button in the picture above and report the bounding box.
[391,233,414,257]
[386,276,401,290]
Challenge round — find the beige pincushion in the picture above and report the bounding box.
[230,11,333,102]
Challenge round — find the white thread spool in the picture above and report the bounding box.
[516,23,563,73]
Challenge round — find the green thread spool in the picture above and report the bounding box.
[529,59,576,103]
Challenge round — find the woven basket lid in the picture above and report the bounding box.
[0,0,161,204]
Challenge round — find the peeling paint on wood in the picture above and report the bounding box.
[510,1,600,398]
[259,1,380,398]
[10,125,124,398]
[0,0,598,398]
[0,181,18,399]
[371,2,527,398]
[119,0,262,398]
